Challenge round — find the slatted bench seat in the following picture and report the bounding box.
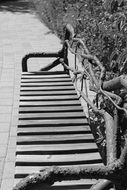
[13,24,105,190]
[14,70,103,190]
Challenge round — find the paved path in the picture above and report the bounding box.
[0,1,61,189]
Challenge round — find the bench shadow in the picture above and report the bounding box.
[0,0,34,13]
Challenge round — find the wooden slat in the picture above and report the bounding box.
[20,86,75,91]
[20,90,77,96]
[18,118,88,126]
[20,95,78,101]
[17,134,94,145]
[21,82,73,87]
[17,126,90,134]
[19,100,81,106]
[21,76,70,79]
[22,71,68,76]
[16,152,101,165]
[21,78,72,82]
[16,143,98,154]
[19,112,86,119]
[19,106,83,113]
[21,75,69,79]
[54,178,99,186]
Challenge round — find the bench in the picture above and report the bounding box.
[14,24,104,190]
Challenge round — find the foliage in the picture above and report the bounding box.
[33,0,127,69]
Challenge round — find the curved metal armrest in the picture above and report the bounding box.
[22,24,74,72]
[22,52,61,72]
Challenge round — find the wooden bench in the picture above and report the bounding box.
[14,25,103,190]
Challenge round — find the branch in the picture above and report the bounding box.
[66,32,127,94]
[60,58,83,75]
[73,39,106,84]
[79,90,104,116]
[119,140,127,167]
[88,63,100,89]
[13,164,121,190]
[65,39,106,89]
[100,90,122,105]
[65,24,75,40]
[68,38,100,88]
[104,111,119,164]
[40,58,61,71]
[103,75,127,91]
[72,38,90,54]
[100,87,127,115]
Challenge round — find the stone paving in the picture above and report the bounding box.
[0,1,62,189]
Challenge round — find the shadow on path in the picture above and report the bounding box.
[0,0,35,13]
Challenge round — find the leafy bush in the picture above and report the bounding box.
[33,0,127,71]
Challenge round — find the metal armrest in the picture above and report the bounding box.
[22,52,61,72]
